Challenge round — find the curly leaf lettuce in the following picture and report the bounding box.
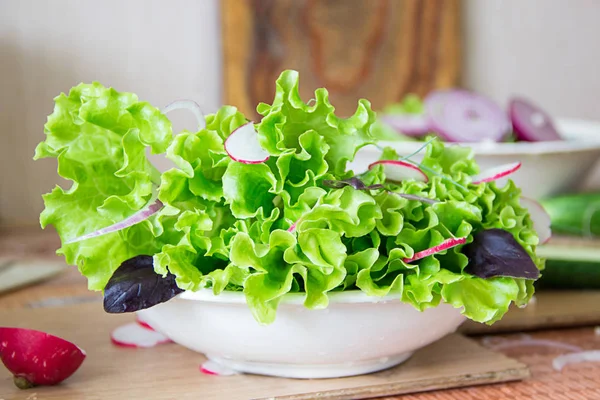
[34,83,173,289]
[36,71,543,327]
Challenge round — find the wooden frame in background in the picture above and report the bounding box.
[221,0,461,120]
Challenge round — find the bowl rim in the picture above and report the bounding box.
[373,117,600,156]
[178,289,402,305]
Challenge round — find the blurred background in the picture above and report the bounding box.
[1,0,600,228]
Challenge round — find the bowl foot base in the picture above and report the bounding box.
[205,352,413,379]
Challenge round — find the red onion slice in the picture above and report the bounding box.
[425,89,510,143]
[65,196,164,244]
[509,97,562,142]
[379,114,431,136]
[162,99,206,131]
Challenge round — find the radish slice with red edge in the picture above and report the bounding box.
[520,197,552,244]
[224,122,269,164]
[200,360,240,376]
[0,327,86,389]
[135,315,156,331]
[509,97,562,142]
[472,162,521,184]
[403,237,467,263]
[110,322,171,348]
[368,160,428,183]
[65,197,164,244]
[379,114,431,136]
[162,99,206,131]
[425,89,510,143]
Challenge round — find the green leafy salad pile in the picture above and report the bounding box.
[35,70,544,325]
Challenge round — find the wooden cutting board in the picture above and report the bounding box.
[0,259,67,295]
[460,290,600,335]
[0,303,528,400]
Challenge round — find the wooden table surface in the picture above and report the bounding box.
[1,228,599,399]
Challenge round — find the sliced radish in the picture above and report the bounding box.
[380,114,431,136]
[224,122,269,164]
[162,99,206,131]
[135,315,156,332]
[199,360,240,376]
[520,197,552,244]
[65,197,163,244]
[509,97,561,142]
[472,162,521,185]
[110,322,171,348]
[0,327,86,389]
[425,89,510,143]
[403,237,467,263]
[553,351,600,372]
[368,160,428,183]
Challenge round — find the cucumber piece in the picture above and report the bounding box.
[541,193,600,237]
[536,243,600,289]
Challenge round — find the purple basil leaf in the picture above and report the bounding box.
[103,255,184,313]
[463,228,540,280]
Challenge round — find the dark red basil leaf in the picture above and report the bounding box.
[103,255,184,313]
[463,228,540,280]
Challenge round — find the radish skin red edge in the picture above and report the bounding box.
[472,162,521,185]
[199,360,240,376]
[224,122,270,164]
[110,322,172,348]
[135,315,156,332]
[0,327,86,389]
[368,160,428,183]
[403,237,467,263]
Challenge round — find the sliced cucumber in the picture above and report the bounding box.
[536,243,600,289]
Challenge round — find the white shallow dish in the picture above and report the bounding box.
[351,118,600,199]
[137,290,466,379]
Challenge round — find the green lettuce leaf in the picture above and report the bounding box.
[34,83,172,290]
[36,71,543,327]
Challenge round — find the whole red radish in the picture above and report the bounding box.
[0,327,86,389]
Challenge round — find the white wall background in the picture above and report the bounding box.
[0,0,222,226]
[463,0,600,121]
[1,0,599,226]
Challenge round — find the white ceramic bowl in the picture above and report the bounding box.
[351,118,600,199]
[137,290,465,379]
